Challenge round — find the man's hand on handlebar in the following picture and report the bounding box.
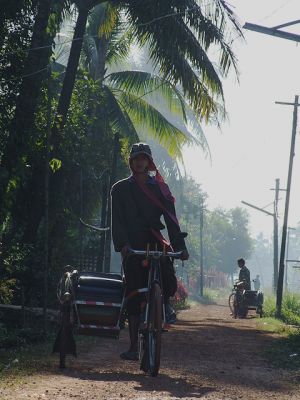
[180,249,189,261]
[121,244,130,258]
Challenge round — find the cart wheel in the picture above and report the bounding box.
[228,293,235,314]
[59,297,72,369]
[233,298,238,319]
[146,282,162,377]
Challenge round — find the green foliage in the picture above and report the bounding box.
[83,5,209,161]
[204,207,253,275]
[263,293,300,326]
[0,327,45,349]
[126,0,242,123]
[49,158,62,173]
[0,279,16,304]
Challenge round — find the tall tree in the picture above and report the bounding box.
[0,0,71,219]
[51,0,242,153]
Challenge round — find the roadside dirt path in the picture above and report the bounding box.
[1,303,300,400]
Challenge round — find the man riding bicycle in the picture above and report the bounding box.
[111,142,189,361]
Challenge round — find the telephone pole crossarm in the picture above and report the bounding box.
[243,22,300,43]
[241,200,274,217]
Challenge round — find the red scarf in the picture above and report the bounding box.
[130,160,179,249]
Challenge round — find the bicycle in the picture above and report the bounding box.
[127,247,183,377]
[228,281,247,319]
[228,280,263,319]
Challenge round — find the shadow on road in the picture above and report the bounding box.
[61,368,215,398]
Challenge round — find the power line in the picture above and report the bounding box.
[258,0,296,23]
[0,63,66,84]
[0,65,50,84]
[0,2,228,60]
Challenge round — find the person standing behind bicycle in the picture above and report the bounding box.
[111,142,189,361]
[253,274,261,291]
[237,258,251,290]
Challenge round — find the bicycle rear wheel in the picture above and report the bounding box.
[147,282,162,377]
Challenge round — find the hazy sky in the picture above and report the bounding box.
[183,0,300,238]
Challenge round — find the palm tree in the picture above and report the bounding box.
[82,3,215,158]
[51,0,242,153]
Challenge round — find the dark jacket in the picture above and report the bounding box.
[239,265,251,290]
[111,176,186,252]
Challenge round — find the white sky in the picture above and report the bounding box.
[183,0,300,239]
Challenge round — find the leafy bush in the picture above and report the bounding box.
[0,327,45,349]
[0,279,16,303]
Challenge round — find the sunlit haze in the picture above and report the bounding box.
[183,0,300,239]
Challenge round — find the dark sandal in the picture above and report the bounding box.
[120,351,139,361]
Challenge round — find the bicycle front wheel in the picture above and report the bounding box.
[147,282,162,377]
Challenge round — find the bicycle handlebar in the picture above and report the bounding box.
[128,248,183,259]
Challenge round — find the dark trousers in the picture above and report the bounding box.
[123,233,177,316]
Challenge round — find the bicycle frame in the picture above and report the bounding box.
[128,247,182,376]
[128,248,182,326]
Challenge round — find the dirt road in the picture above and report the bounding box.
[1,303,300,400]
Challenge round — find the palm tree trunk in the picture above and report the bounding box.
[48,5,89,250]
[51,6,89,152]
[5,0,52,163]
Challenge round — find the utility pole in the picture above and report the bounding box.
[199,197,204,297]
[273,179,279,289]
[285,227,296,291]
[43,67,51,339]
[241,193,278,291]
[270,178,284,290]
[276,96,300,316]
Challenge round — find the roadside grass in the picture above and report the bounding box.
[263,292,300,326]
[0,337,55,384]
[257,317,296,335]
[188,287,230,306]
[258,292,300,369]
[0,333,98,384]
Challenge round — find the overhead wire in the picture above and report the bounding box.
[258,0,296,23]
[0,1,222,60]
